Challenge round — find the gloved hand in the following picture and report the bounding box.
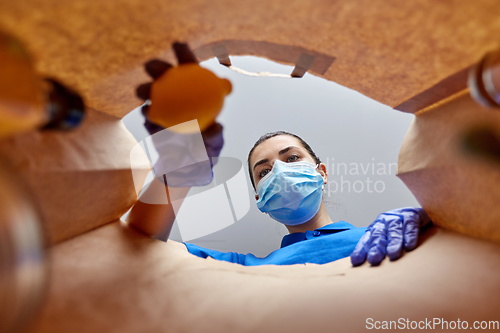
[136,42,226,187]
[350,207,433,266]
[137,42,231,133]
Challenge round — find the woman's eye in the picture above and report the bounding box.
[259,169,270,178]
[287,155,299,162]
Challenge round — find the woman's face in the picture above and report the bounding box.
[249,135,327,199]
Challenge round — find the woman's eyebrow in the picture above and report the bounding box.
[253,146,300,171]
[278,146,299,156]
[253,158,268,171]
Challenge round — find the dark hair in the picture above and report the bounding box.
[247,131,322,189]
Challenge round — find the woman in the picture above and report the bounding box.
[127,43,431,267]
[128,125,430,266]
[182,130,372,266]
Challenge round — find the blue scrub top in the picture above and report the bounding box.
[182,221,366,266]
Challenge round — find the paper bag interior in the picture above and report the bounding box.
[0,0,499,332]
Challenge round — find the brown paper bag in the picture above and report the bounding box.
[1,0,499,117]
[398,90,500,242]
[0,108,149,245]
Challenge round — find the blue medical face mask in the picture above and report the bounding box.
[255,160,324,226]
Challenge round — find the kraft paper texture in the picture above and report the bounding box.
[398,90,500,242]
[27,221,500,333]
[0,108,150,245]
[0,2,499,332]
[0,0,499,117]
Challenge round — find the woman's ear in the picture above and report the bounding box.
[318,163,327,184]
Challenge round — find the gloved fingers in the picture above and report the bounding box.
[145,59,173,79]
[162,159,214,187]
[141,104,149,116]
[172,42,198,64]
[403,214,420,251]
[386,215,404,261]
[201,122,223,139]
[136,82,152,100]
[144,119,164,136]
[366,220,388,265]
[415,207,433,228]
[143,105,165,135]
[350,230,371,267]
[396,207,432,226]
[202,123,224,159]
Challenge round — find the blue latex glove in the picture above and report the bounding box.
[350,207,432,266]
[136,43,224,188]
[145,117,224,187]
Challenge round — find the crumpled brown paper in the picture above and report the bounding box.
[26,220,500,333]
[0,2,499,332]
[398,90,500,242]
[0,0,499,117]
[0,107,149,245]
